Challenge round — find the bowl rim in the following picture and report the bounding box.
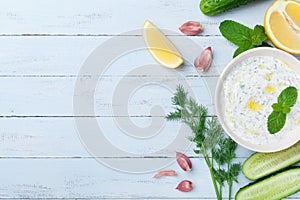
[215,47,300,152]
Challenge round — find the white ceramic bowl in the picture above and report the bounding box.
[215,47,300,152]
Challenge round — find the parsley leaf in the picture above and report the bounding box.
[278,86,298,107]
[267,86,298,134]
[219,20,270,57]
[267,111,286,134]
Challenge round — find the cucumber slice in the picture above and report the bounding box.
[242,141,300,180]
[235,168,300,200]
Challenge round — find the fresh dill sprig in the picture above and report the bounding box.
[213,137,241,199]
[166,85,241,200]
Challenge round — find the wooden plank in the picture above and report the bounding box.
[0,76,217,116]
[0,157,298,199]
[0,158,297,199]
[0,0,271,35]
[0,117,253,158]
[0,36,237,76]
[0,36,298,76]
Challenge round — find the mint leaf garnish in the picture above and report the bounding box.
[271,103,291,114]
[282,106,291,114]
[271,103,282,112]
[267,86,298,134]
[278,86,298,107]
[219,20,270,57]
[219,20,253,47]
[233,45,253,58]
[252,25,267,46]
[268,111,286,134]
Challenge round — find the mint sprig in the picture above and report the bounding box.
[219,20,271,57]
[267,86,298,134]
[278,86,298,106]
[268,111,286,134]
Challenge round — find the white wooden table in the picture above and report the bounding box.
[1,0,300,199]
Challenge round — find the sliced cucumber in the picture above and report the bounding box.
[242,141,300,180]
[235,168,300,200]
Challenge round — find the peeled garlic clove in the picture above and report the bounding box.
[179,21,202,35]
[176,180,193,192]
[153,170,177,178]
[194,46,212,72]
[176,152,192,171]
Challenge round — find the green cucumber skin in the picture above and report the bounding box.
[242,141,300,180]
[200,0,257,16]
[236,168,300,200]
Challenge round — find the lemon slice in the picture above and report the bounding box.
[264,0,300,54]
[142,20,184,68]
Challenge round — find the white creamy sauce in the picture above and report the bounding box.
[224,56,300,145]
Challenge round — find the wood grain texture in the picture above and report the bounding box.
[0,117,254,157]
[0,158,297,199]
[0,76,217,116]
[0,0,269,35]
[0,0,300,199]
[0,36,237,76]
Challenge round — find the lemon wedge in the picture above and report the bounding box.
[264,0,300,54]
[142,20,184,68]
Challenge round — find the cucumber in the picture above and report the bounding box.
[200,0,257,16]
[235,168,300,200]
[242,141,300,180]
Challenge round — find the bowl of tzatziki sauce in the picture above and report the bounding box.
[215,47,300,152]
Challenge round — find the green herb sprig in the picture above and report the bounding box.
[219,20,271,57]
[268,86,298,134]
[166,85,241,200]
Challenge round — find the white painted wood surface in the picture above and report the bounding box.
[0,0,299,199]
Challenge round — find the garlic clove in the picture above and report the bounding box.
[176,152,192,171]
[153,170,177,178]
[179,21,202,35]
[176,180,193,192]
[194,46,213,72]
